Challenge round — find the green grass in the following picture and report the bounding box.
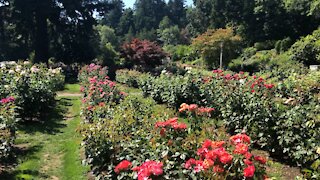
[63,84,81,93]
[0,91,88,179]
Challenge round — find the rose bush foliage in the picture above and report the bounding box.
[80,66,267,179]
[0,96,16,159]
[0,61,64,121]
[116,68,320,166]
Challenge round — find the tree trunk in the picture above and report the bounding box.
[34,8,49,64]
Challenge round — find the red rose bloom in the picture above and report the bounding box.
[211,141,225,149]
[254,156,267,164]
[219,153,233,164]
[114,160,132,174]
[243,165,255,178]
[234,143,249,155]
[230,134,251,145]
[244,159,253,166]
[132,161,163,180]
[244,152,252,159]
[188,104,198,111]
[213,165,224,173]
[160,128,166,137]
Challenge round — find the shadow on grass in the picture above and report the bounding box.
[0,97,74,179]
[16,98,73,135]
[0,145,48,180]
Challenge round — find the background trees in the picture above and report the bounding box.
[192,28,242,68]
[0,0,319,67]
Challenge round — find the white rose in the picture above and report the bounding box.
[20,70,26,76]
[0,63,5,68]
[24,61,30,65]
[9,70,15,74]
[31,66,39,73]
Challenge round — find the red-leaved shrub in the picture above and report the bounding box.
[121,38,167,71]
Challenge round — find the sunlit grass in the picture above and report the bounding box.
[1,89,88,180]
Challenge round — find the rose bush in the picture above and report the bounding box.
[80,64,267,179]
[0,96,16,159]
[0,61,64,121]
[116,68,319,166]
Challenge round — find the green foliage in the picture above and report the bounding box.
[0,98,16,159]
[289,28,320,65]
[0,61,65,121]
[118,69,320,166]
[275,37,293,54]
[116,69,143,88]
[228,47,306,73]
[192,28,242,68]
[164,45,197,62]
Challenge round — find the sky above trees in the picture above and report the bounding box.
[124,0,193,8]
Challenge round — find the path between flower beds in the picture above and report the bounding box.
[0,84,89,180]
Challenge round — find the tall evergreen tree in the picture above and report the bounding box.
[167,0,186,27]
[134,0,166,34]
[100,0,124,30]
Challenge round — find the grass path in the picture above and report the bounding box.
[0,84,89,180]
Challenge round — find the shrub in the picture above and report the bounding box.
[275,37,293,54]
[120,39,167,71]
[80,71,268,179]
[0,61,65,121]
[116,69,143,88]
[289,28,320,65]
[127,69,319,166]
[164,45,197,62]
[0,96,16,159]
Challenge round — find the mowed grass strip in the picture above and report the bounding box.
[0,84,88,180]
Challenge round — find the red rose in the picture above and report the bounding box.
[244,159,253,166]
[114,160,132,174]
[244,152,252,159]
[219,153,233,164]
[254,156,267,164]
[213,165,224,173]
[230,134,251,145]
[243,165,255,178]
[185,158,196,169]
[160,128,166,137]
[234,143,249,155]
[188,104,198,111]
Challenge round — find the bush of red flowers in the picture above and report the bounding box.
[123,68,319,166]
[184,134,267,179]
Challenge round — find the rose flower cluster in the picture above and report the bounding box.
[115,160,163,180]
[185,133,267,179]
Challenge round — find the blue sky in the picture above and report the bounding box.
[123,0,193,8]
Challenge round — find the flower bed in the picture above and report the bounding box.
[0,96,16,159]
[80,64,268,179]
[0,61,65,121]
[0,61,64,159]
[116,68,320,166]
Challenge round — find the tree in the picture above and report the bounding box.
[100,0,123,30]
[192,28,242,68]
[118,8,135,37]
[1,0,111,63]
[120,38,167,71]
[95,25,119,48]
[167,0,186,27]
[289,28,320,65]
[134,0,166,35]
